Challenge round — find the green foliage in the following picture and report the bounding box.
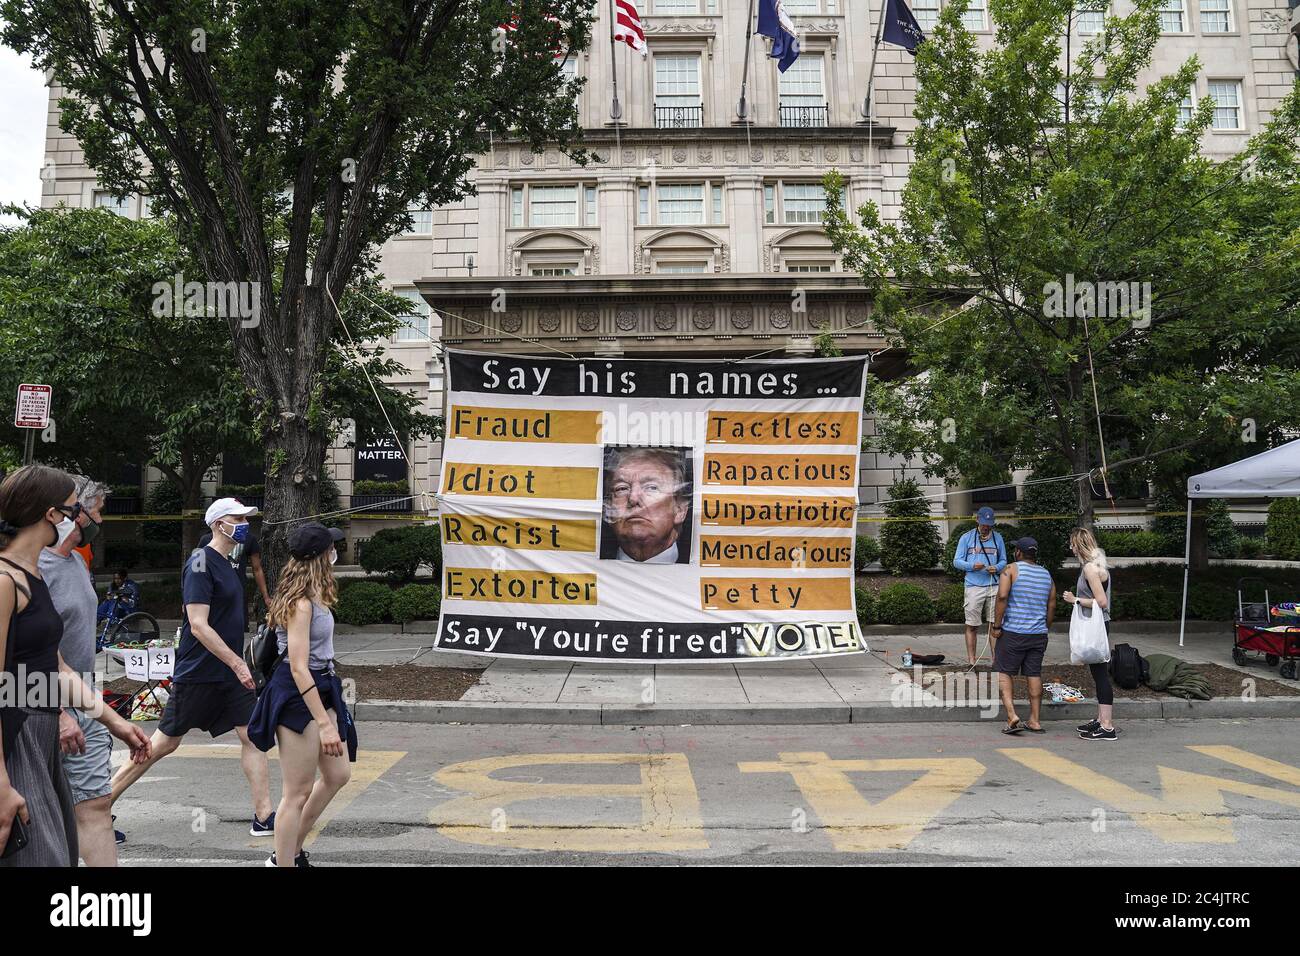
[390,584,442,625]
[1015,473,1077,572]
[358,525,441,584]
[334,581,393,627]
[1095,529,1178,557]
[318,474,343,530]
[1266,498,1300,561]
[216,484,264,498]
[879,478,941,574]
[1205,499,1239,559]
[1151,489,1187,549]
[874,583,937,625]
[855,587,876,629]
[854,535,881,571]
[354,480,409,496]
[1238,537,1264,560]
[141,480,183,544]
[934,583,967,624]
[822,0,1300,511]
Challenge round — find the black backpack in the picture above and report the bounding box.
[1110,643,1147,689]
[245,622,283,692]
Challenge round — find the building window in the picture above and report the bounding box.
[510,184,599,227]
[783,182,829,224]
[529,185,578,226]
[404,208,432,235]
[657,183,705,224]
[394,289,430,343]
[1177,87,1196,127]
[1157,0,1184,32]
[783,0,819,12]
[1199,0,1230,32]
[1077,0,1106,33]
[94,191,132,217]
[912,0,939,29]
[961,0,986,30]
[778,54,827,127]
[1207,80,1242,130]
[764,184,776,224]
[637,180,724,226]
[657,261,709,273]
[653,0,700,11]
[787,262,835,272]
[529,265,578,276]
[654,54,702,128]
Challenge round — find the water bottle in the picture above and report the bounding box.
[902,648,913,668]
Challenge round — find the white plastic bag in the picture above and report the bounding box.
[1069,603,1111,665]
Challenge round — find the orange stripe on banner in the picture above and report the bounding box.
[706,411,860,445]
[449,405,603,444]
[702,453,857,488]
[700,535,855,569]
[442,462,599,499]
[700,576,852,611]
[441,514,597,552]
[445,568,597,605]
[699,494,859,528]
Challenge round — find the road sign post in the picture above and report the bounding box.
[14,383,53,466]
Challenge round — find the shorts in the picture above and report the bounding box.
[994,630,1049,677]
[60,709,113,804]
[158,681,256,738]
[964,585,999,626]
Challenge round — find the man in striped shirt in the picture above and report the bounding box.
[991,537,1057,735]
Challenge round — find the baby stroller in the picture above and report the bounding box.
[1231,577,1300,680]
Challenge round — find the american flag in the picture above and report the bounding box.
[613,0,647,56]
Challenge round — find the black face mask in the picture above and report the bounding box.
[79,518,101,545]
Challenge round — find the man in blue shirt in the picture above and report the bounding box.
[992,537,1057,735]
[951,506,1007,666]
[109,498,276,837]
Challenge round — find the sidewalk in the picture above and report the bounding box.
[109,619,1298,724]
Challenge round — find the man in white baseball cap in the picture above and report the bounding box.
[110,497,277,838]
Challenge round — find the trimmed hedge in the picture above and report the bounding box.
[879,478,941,574]
[854,535,880,571]
[934,583,966,624]
[874,582,936,625]
[855,587,875,630]
[1267,498,1300,561]
[334,581,393,626]
[359,525,441,583]
[390,584,442,625]
[354,479,409,496]
[1096,529,1177,558]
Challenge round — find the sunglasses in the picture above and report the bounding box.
[55,503,84,522]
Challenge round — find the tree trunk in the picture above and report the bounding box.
[1067,362,1095,530]
[261,420,324,593]
[180,468,207,557]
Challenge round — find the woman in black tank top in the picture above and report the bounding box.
[0,465,153,865]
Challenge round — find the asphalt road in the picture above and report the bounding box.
[108,717,1300,866]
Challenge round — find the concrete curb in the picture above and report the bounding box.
[353,695,1300,726]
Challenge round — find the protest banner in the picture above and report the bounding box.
[434,351,868,663]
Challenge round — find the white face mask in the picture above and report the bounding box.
[329,548,338,566]
[54,516,77,548]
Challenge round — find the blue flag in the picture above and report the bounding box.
[882,0,925,54]
[757,0,800,73]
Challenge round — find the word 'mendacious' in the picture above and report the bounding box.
[434,350,869,664]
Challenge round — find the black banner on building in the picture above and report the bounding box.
[355,435,408,483]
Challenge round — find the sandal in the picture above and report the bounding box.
[1001,719,1025,735]
[1023,724,1047,734]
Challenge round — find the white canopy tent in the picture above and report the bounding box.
[1178,438,1300,645]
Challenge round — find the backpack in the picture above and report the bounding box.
[1109,643,1147,689]
[245,621,283,692]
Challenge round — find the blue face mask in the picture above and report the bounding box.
[221,520,249,544]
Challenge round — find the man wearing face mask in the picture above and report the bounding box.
[198,515,271,628]
[109,498,276,838]
[37,476,122,864]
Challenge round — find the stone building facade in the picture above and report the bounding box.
[38,0,1299,549]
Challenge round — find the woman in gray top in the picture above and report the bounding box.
[1062,527,1117,741]
[247,522,356,867]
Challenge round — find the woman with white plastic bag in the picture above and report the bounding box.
[1062,528,1118,741]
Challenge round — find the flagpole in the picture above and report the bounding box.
[861,0,889,122]
[736,0,758,123]
[608,0,624,125]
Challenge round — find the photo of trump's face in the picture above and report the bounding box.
[602,447,691,564]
